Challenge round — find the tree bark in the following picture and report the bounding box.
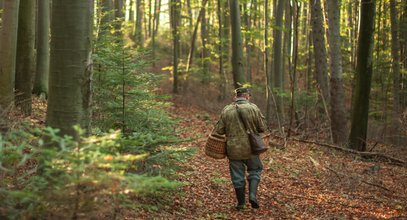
[390,0,401,141]
[15,0,36,115]
[271,0,285,116]
[185,0,208,74]
[114,0,124,33]
[243,3,252,83]
[99,0,113,36]
[33,0,50,97]
[201,6,210,84]
[134,0,144,47]
[170,0,180,93]
[151,0,160,66]
[310,0,330,104]
[217,0,227,100]
[46,0,93,138]
[349,0,376,151]
[229,0,246,88]
[390,0,401,117]
[326,0,347,145]
[222,0,231,77]
[402,0,407,108]
[265,0,272,122]
[0,0,20,111]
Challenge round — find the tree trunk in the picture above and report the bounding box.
[201,6,210,84]
[100,0,113,36]
[347,0,355,68]
[185,0,208,74]
[271,0,285,115]
[265,0,272,122]
[243,3,252,83]
[310,0,330,104]
[147,0,152,37]
[33,0,50,97]
[186,0,192,28]
[402,0,407,108]
[222,0,231,77]
[15,0,36,115]
[217,0,227,100]
[0,0,20,111]
[170,0,180,93]
[114,0,124,33]
[46,0,93,138]
[229,0,246,88]
[151,0,160,66]
[349,0,376,151]
[134,0,143,47]
[327,0,347,145]
[390,0,401,141]
[283,0,292,90]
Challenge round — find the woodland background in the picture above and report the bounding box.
[0,0,406,219]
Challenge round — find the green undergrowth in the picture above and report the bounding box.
[0,18,196,219]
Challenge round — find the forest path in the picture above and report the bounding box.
[135,99,407,219]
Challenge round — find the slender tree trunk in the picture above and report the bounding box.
[390,0,401,140]
[151,0,160,66]
[265,0,272,122]
[327,0,347,145]
[201,6,210,84]
[288,0,299,137]
[0,0,20,111]
[229,0,246,88]
[170,0,180,93]
[349,0,376,151]
[222,0,231,77]
[243,3,252,83]
[15,0,36,115]
[283,0,292,90]
[271,0,285,115]
[218,0,227,100]
[100,0,113,35]
[46,0,93,137]
[134,0,143,47]
[114,0,124,34]
[402,0,407,108]
[310,0,330,104]
[186,0,192,29]
[185,0,209,74]
[33,0,50,97]
[347,0,354,67]
[148,0,152,37]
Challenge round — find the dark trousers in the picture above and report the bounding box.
[229,155,263,189]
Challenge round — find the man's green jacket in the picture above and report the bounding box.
[213,99,268,160]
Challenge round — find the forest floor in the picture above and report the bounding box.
[128,96,407,219]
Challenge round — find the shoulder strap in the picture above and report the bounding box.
[235,104,250,134]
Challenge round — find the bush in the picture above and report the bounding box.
[0,127,181,219]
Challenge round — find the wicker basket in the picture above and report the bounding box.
[205,134,226,159]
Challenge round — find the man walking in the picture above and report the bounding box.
[212,87,268,210]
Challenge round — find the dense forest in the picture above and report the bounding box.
[0,0,406,219]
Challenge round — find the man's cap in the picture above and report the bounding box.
[234,87,251,95]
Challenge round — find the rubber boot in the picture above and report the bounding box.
[249,180,260,209]
[234,187,245,210]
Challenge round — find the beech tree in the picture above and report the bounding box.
[15,0,35,115]
[0,0,20,111]
[229,0,246,88]
[310,0,330,104]
[46,0,93,137]
[327,0,347,145]
[349,0,376,151]
[33,0,51,97]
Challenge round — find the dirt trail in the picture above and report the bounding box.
[133,100,407,219]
